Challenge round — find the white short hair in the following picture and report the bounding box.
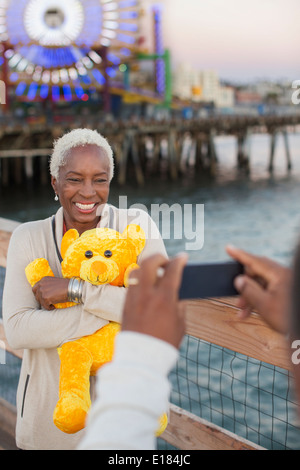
[50,128,114,181]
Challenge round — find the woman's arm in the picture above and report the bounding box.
[2,226,107,350]
[81,283,127,324]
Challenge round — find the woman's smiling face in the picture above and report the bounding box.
[51,144,110,233]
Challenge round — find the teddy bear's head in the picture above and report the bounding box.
[60,224,146,287]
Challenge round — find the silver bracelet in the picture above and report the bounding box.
[68,277,84,304]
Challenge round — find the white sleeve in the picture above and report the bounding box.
[78,332,178,450]
[3,225,90,350]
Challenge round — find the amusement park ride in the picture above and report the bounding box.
[0,0,172,111]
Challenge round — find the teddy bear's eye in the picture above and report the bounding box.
[104,250,113,258]
[85,250,94,259]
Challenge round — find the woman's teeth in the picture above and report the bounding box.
[75,203,96,210]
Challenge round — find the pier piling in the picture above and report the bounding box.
[268,129,293,173]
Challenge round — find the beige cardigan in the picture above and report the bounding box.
[3,205,167,450]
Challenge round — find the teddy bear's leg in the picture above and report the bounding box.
[76,323,169,437]
[53,341,93,434]
[77,322,121,376]
[156,412,168,437]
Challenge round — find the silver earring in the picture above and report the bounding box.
[54,194,59,202]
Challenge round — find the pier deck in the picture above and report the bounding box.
[0,114,299,187]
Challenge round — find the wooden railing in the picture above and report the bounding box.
[0,218,291,450]
[163,298,289,450]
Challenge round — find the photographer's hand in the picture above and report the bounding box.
[226,245,291,334]
[122,253,188,348]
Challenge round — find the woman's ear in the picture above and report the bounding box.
[51,176,58,197]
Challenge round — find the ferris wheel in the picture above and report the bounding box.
[0,0,141,101]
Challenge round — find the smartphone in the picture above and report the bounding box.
[179,261,244,300]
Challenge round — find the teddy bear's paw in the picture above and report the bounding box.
[25,258,54,287]
[123,263,140,287]
[53,390,91,434]
[155,413,168,437]
[54,301,77,309]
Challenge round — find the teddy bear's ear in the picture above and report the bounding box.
[122,224,146,255]
[61,229,80,259]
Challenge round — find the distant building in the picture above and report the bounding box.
[235,91,263,105]
[235,80,295,107]
[199,70,219,103]
[199,70,234,108]
[216,85,235,109]
[173,65,234,108]
[172,63,201,101]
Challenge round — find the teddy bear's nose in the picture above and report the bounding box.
[104,250,113,258]
[85,250,93,259]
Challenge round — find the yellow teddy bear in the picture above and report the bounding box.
[25,224,168,436]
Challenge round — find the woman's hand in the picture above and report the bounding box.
[32,277,70,310]
[226,245,292,334]
[122,253,188,349]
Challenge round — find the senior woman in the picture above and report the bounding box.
[3,128,167,450]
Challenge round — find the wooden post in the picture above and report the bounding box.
[194,133,205,171]
[130,131,145,187]
[1,158,9,187]
[282,129,292,171]
[243,129,251,173]
[25,156,34,181]
[237,131,250,173]
[268,131,277,173]
[118,131,144,186]
[14,157,23,185]
[40,155,48,185]
[118,132,130,186]
[168,129,178,181]
[152,134,161,175]
[208,130,217,176]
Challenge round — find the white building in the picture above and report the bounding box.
[216,84,235,108]
[172,63,201,100]
[173,65,234,108]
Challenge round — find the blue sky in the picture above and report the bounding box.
[159,0,300,82]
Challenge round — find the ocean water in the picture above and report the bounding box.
[1,131,300,449]
[2,132,299,263]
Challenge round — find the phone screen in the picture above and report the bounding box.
[179,261,244,300]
